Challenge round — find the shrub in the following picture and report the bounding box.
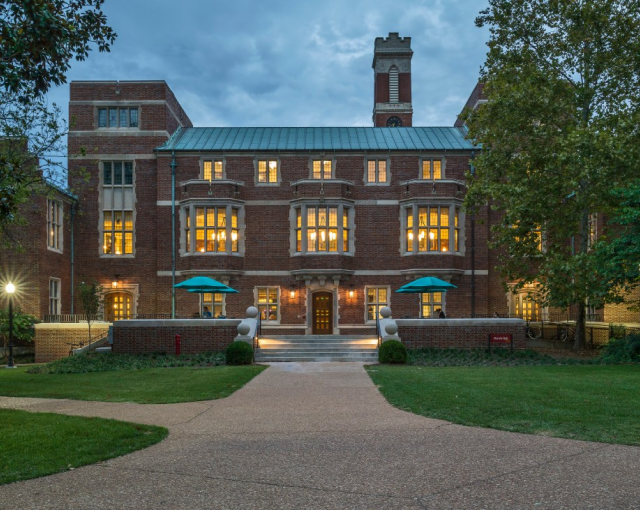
[225,341,253,365]
[27,351,225,374]
[600,334,640,363]
[379,340,407,364]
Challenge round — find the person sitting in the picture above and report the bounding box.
[438,309,446,319]
[202,306,212,318]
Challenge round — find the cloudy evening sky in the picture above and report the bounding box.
[47,0,490,130]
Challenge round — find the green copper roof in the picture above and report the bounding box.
[157,127,474,152]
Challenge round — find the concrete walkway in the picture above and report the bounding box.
[0,362,639,509]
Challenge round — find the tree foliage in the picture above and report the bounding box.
[77,281,102,344]
[1,0,116,100]
[0,308,37,358]
[0,0,115,238]
[465,0,640,348]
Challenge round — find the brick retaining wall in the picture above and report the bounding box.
[112,319,241,354]
[35,323,111,363]
[397,319,526,349]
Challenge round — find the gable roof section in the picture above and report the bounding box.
[157,127,474,152]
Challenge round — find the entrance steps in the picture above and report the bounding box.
[255,335,379,362]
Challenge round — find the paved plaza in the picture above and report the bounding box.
[0,362,639,509]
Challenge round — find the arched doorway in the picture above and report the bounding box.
[105,292,133,322]
[312,292,333,335]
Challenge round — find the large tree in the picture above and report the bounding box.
[465,0,640,349]
[0,0,115,235]
[1,0,116,100]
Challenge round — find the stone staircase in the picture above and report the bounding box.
[254,335,379,362]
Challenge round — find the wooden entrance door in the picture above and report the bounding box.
[312,292,333,335]
[105,292,133,322]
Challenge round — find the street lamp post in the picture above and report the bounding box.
[5,282,16,368]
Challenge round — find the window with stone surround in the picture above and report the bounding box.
[421,292,445,318]
[293,203,352,255]
[365,159,388,184]
[311,159,333,179]
[256,287,279,323]
[181,203,243,255]
[49,278,61,315]
[256,159,279,184]
[404,204,461,254]
[101,161,135,256]
[366,286,389,322]
[202,293,225,317]
[202,159,224,181]
[97,107,139,128]
[421,158,444,180]
[46,199,63,252]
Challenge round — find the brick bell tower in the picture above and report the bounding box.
[372,32,413,127]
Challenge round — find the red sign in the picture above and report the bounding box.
[490,334,512,344]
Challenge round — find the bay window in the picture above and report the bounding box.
[404,204,462,254]
[293,203,353,255]
[182,203,242,255]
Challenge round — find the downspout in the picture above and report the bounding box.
[171,151,177,319]
[470,150,476,318]
[70,202,76,315]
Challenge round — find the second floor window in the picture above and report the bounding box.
[312,159,333,179]
[98,107,139,128]
[102,161,134,256]
[422,159,443,180]
[182,204,241,255]
[405,205,461,254]
[258,160,278,183]
[203,160,223,180]
[366,160,388,184]
[47,199,63,252]
[294,204,352,254]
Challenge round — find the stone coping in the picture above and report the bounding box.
[396,318,525,327]
[112,319,241,328]
[35,322,111,330]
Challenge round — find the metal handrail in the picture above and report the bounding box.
[376,315,382,347]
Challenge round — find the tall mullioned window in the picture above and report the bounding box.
[366,287,389,321]
[102,161,134,255]
[421,292,444,318]
[405,205,461,254]
[293,204,352,254]
[49,278,61,315]
[182,204,241,255]
[46,199,63,252]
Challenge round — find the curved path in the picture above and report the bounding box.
[0,362,639,509]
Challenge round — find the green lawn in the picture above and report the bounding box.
[367,364,640,446]
[0,409,167,485]
[0,365,266,404]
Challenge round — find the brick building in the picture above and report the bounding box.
[6,32,637,335]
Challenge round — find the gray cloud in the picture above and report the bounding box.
[48,0,489,133]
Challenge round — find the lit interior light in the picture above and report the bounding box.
[290,290,295,298]
[320,231,326,241]
[429,232,435,240]
[115,250,121,255]
[218,231,226,241]
[112,280,118,289]
[442,247,448,252]
[231,231,238,241]
[200,247,205,252]
[419,231,425,240]
[310,231,316,240]
[349,290,354,298]
[408,232,414,240]
[329,232,336,241]
[269,161,277,169]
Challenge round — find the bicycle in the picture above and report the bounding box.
[525,321,542,339]
[558,324,576,342]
